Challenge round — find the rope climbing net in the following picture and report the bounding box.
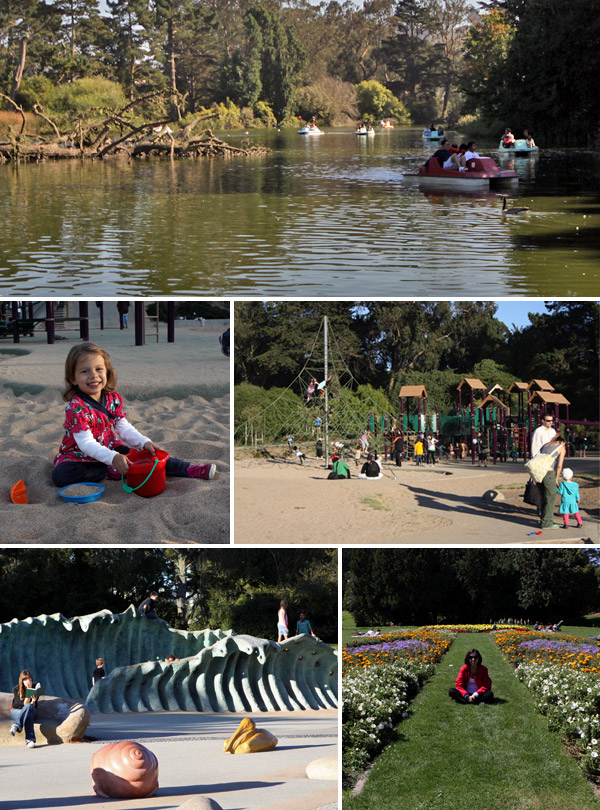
[235,318,384,449]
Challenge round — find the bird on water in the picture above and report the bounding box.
[501,196,530,214]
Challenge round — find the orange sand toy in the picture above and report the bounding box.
[10,480,28,504]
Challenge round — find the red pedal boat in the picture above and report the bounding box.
[404,156,518,190]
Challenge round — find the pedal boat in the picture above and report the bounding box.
[422,129,444,140]
[403,156,518,190]
[355,127,375,136]
[297,126,323,135]
[498,138,539,155]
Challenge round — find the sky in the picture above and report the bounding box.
[494,300,550,332]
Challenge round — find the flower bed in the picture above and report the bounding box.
[343,630,452,781]
[420,623,528,633]
[496,630,600,780]
[495,630,600,673]
[516,662,600,777]
[343,629,452,674]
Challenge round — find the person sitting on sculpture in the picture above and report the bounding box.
[296,611,317,638]
[92,657,106,685]
[138,591,168,624]
[10,669,40,748]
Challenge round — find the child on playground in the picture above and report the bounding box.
[414,437,424,466]
[293,446,307,465]
[557,468,583,529]
[52,342,217,488]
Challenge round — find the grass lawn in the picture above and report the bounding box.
[344,631,600,810]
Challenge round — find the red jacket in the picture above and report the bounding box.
[455,664,492,696]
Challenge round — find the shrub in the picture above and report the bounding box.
[153,302,230,322]
[14,76,57,111]
[293,78,359,126]
[253,101,277,128]
[51,78,127,114]
[354,80,411,123]
[196,100,245,129]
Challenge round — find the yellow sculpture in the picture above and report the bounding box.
[223,718,278,754]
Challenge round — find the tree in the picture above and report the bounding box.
[506,302,599,419]
[469,0,600,145]
[53,0,111,81]
[239,5,305,123]
[460,6,514,119]
[354,79,410,121]
[220,9,263,107]
[105,0,158,99]
[0,0,58,99]
[344,548,599,626]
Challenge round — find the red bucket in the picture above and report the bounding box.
[126,449,170,497]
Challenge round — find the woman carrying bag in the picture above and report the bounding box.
[525,434,566,529]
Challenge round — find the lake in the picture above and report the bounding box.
[1,127,598,296]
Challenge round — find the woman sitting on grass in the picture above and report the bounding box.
[449,648,494,704]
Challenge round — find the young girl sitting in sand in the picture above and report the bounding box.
[52,342,216,488]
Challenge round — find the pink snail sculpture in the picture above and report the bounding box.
[90,740,159,798]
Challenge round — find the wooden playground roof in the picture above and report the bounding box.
[528,379,555,392]
[508,381,529,393]
[479,394,509,410]
[457,377,486,391]
[528,391,571,406]
[487,383,504,396]
[398,385,428,398]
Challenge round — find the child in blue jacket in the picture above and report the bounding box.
[557,468,583,528]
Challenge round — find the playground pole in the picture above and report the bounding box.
[45,302,55,344]
[470,389,476,465]
[11,302,19,343]
[324,316,329,468]
[79,301,89,341]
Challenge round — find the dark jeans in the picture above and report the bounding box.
[53,447,190,487]
[449,688,494,704]
[10,703,37,742]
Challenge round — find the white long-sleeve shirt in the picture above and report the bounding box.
[531,425,557,457]
[73,417,151,465]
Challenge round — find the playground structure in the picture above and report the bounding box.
[0,606,337,713]
[235,318,596,465]
[235,316,388,465]
[0,301,175,346]
[385,376,595,465]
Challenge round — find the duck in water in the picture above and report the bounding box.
[501,196,530,214]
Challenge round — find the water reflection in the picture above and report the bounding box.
[0,128,599,296]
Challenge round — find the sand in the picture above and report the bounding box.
[234,452,599,545]
[0,310,230,544]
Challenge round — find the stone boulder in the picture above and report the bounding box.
[0,691,90,745]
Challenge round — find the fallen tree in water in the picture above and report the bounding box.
[0,93,270,162]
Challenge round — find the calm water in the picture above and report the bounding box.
[1,127,599,296]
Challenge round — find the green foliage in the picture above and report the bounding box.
[354,80,411,122]
[195,100,246,129]
[211,578,337,643]
[461,1,600,145]
[51,77,127,113]
[0,549,337,641]
[292,78,359,125]
[234,382,303,441]
[344,549,599,627]
[253,100,277,128]
[14,76,57,110]
[153,301,230,322]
